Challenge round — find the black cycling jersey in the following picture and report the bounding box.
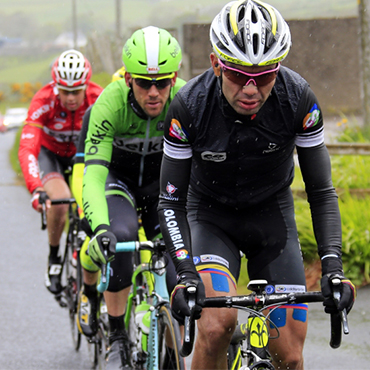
[158,66,342,280]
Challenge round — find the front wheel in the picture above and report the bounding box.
[64,244,81,351]
[157,304,185,370]
[246,361,275,370]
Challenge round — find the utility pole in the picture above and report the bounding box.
[116,0,122,44]
[72,0,78,49]
[358,0,370,128]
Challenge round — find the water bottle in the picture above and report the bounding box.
[135,302,151,352]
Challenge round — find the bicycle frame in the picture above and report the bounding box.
[98,240,181,370]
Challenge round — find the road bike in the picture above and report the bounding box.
[181,279,350,370]
[98,239,185,370]
[42,197,109,369]
[41,197,84,350]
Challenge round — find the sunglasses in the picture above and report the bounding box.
[131,72,175,90]
[218,59,280,87]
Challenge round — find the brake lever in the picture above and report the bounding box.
[41,203,47,230]
[332,278,350,335]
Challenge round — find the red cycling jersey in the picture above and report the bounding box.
[18,81,103,194]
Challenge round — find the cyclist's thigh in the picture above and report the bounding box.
[105,173,138,292]
[246,189,306,289]
[38,146,71,197]
[186,213,239,339]
[187,200,241,292]
[268,306,307,366]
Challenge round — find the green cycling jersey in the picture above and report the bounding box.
[82,77,186,232]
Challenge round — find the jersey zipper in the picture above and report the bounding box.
[138,117,151,187]
[66,111,74,156]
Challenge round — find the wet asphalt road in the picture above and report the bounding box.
[1,129,369,369]
[0,130,92,370]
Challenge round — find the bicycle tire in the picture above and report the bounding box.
[67,246,82,350]
[64,208,82,351]
[86,291,109,369]
[247,361,275,370]
[157,304,185,370]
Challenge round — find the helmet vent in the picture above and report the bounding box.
[220,32,229,46]
[253,34,259,55]
[226,13,232,34]
[251,9,258,23]
[238,7,245,22]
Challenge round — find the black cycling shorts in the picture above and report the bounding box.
[38,146,73,184]
[105,171,177,293]
[187,186,306,292]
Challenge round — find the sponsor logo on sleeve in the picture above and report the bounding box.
[303,104,320,130]
[163,209,185,250]
[161,182,179,201]
[21,133,35,140]
[28,154,39,178]
[176,249,189,260]
[169,119,188,142]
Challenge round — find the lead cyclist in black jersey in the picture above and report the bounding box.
[158,1,356,369]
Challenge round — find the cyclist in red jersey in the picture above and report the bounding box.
[18,49,103,295]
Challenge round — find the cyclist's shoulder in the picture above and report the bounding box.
[176,68,217,103]
[31,82,58,102]
[97,78,130,102]
[91,81,131,125]
[86,81,104,95]
[276,66,310,94]
[27,83,60,119]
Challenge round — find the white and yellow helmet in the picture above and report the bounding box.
[210,0,291,66]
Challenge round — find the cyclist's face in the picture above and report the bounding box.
[210,53,276,116]
[125,72,177,118]
[58,88,86,112]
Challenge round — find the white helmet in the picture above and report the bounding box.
[52,49,92,90]
[210,0,291,66]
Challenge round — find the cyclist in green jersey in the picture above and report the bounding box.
[76,26,185,370]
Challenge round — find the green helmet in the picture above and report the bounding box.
[122,26,182,75]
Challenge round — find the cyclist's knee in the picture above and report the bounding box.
[110,222,137,242]
[272,352,304,370]
[198,308,237,348]
[43,175,71,198]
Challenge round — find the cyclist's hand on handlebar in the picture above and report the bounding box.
[170,273,205,325]
[31,189,50,212]
[321,273,356,314]
[88,229,117,266]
